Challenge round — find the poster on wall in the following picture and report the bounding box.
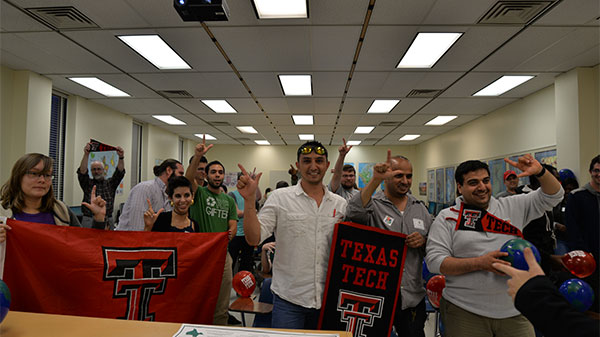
[435,168,444,203]
[427,170,435,202]
[357,163,384,191]
[445,166,455,203]
[223,172,238,189]
[488,158,506,197]
[419,182,427,196]
[534,149,557,167]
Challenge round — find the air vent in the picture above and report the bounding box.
[157,90,193,98]
[25,6,98,30]
[407,89,443,98]
[209,121,231,127]
[364,138,380,142]
[237,138,252,142]
[478,1,554,25]
[378,121,401,127]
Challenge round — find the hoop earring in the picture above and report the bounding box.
[191,199,194,204]
[170,201,174,207]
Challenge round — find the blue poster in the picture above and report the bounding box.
[427,170,435,202]
[435,168,444,203]
[488,158,506,197]
[445,166,455,203]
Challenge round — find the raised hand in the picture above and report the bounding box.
[505,154,543,178]
[143,199,164,230]
[84,142,91,154]
[338,138,352,156]
[288,164,298,176]
[237,164,262,201]
[195,134,214,158]
[116,146,124,158]
[82,185,106,222]
[492,248,545,301]
[372,150,393,181]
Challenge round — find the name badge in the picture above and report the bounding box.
[413,218,425,230]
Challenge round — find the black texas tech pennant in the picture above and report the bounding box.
[455,203,523,238]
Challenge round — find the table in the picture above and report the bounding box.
[0,311,353,337]
[228,296,273,326]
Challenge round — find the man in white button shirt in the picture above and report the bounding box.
[236,141,347,330]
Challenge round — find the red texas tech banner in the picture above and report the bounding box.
[1,219,227,324]
[318,222,407,337]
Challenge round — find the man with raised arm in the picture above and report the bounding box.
[329,139,359,201]
[78,142,125,229]
[185,137,239,326]
[425,154,563,337]
[346,151,432,337]
[236,141,347,330]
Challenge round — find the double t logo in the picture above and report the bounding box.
[102,247,177,321]
[337,290,384,337]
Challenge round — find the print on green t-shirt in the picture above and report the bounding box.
[189,186,238,233]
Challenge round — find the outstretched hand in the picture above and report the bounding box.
[338,138,352,156]
[82,185,106,222]
[237,164,262,201]
[143,199,164,230]
[492,248,545,301]
[195,134,214,158]
[504,154,543,178]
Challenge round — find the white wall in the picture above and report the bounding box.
[0,67,52,184]
[142,124,180,181]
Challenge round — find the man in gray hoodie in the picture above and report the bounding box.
[346,151,433,337]
[426,154,563,337]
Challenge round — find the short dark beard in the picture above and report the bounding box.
[208,180,221,191]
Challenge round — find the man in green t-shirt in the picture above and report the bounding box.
[186,137,238,326]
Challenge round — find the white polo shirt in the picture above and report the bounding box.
[258,181,347,309]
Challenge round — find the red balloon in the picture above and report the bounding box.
[232,271,256,297]
[426,275,446,308]
[562,250,597,278]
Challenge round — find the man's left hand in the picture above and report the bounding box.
[505,154,542,177]
[116,146,124,158]
[406,232,425,248]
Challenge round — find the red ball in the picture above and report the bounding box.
[426,275,446,308]
[232,271,256,297]
[562,250,597,278]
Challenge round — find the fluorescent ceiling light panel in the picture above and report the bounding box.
[201,100,237,113]
[346,140,361,146]
[367,99,400,113]
[117,35,191,70]
[399,134,421,141]
[253,0,308,19]
[292,115,313,125]
[298,134,314,140]
[354,126,375,134]
[397,32,462,68]
[425,116,457,126]
[255,140,270,145]
[278,75,312,96]
[473,75,535,96]
[236,126,258,134]
[68,77,130,97]
[194,133,216,140]
[152,115,186,125]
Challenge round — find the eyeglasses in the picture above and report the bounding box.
[25,171,54,181]
[299,146,326,155]
[592,169,600,174]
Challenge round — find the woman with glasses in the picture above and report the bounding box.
[143,176,198,232]
[0,153,107,242]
